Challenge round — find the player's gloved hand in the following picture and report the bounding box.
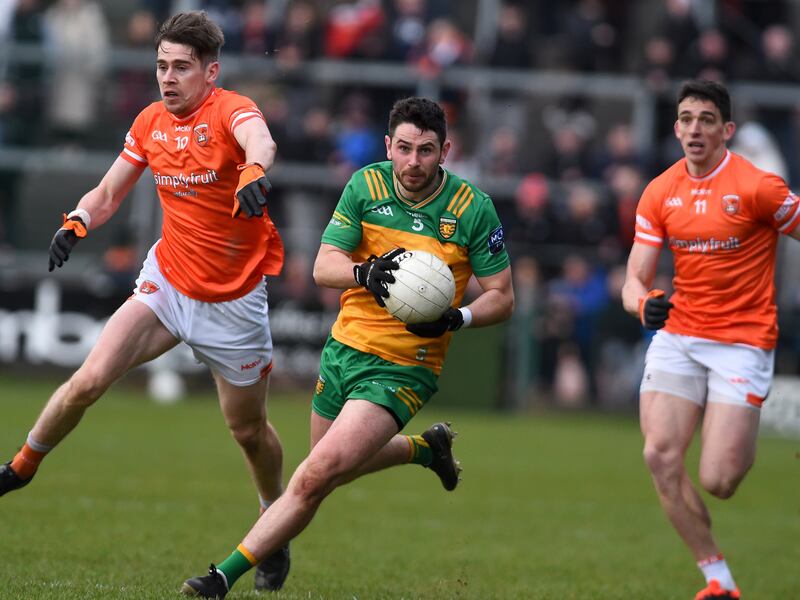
[233,162,272,218]
[48,213,88,272]
[406,307,464,337]
[639,289,673,330]
[353,247,406,307]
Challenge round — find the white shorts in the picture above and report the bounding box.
[640,331,774,410]
[132,243,273,386]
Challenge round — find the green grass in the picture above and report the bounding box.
[0,374,798,599]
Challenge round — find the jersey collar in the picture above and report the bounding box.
[686,149,730,182]
[392,167,448,210]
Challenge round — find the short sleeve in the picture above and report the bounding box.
[753,173,800,235]
[219,93,265,135]
[120,111,148,167]
[321,176,364,251]
[468,195,510,277]
[634,181,666,247]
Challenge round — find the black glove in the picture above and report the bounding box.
[233,163,272,218]
[406,307,464,337]
[353,247,405,307]
[639,290,673,330]
[48,214,87,271]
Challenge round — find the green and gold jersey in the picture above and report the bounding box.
[321,161,510,374]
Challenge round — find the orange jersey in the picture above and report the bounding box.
[635,150,800,349]
[120,87,283,302]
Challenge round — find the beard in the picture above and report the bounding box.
[398,167,439,193]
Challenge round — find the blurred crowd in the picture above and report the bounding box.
[2,0,800,407]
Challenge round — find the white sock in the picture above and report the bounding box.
[698,554,737,591]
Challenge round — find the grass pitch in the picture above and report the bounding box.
[0,374,797,599]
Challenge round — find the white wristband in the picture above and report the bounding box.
[67,208,91,229]
[459,307,473,328]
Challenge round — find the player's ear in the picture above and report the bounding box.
[385,134,392,160]
[206,60,220,83]
[673,119,681,140]
[440,139,452,164]
[723,121,736,143]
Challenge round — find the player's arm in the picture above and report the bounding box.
[49,157,144,271]
[231,117,277,218]
[407,266,514,337]
[314,242,405,306]
[464,266,514,328]
[621,241,672,329]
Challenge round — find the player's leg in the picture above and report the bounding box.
[640,390,718,557]
[1,300,178,494]
[182,399,398,597]
[698,402,759,499]
[311,339,461,489]
[214,372,288,592]
[215,373,283,503]
[690,340,769,599]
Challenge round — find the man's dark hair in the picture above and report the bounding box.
[155,11,224,65]
[388,97,447,146]
[677,79,732,122]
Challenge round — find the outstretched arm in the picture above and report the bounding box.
[74,156,145,230]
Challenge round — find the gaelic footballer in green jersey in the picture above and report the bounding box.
[322,160,510,374]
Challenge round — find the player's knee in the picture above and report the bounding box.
[64,369,108,407]
[699,467,747,499]
[229,419,267,454]
[293,457,337,503]
[643,442,682,483]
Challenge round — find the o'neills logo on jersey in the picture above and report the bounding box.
[722,194,740,215]
[439,216,457,239]
[138,280,160,294]
[193,123,209,146]
[669,236,740,253]
[153,169,219,189]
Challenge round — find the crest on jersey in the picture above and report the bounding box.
[722,194,740,215]
[193,123,209,146]
[439,216,457,239]
[315,375,325,396]
[139,280,159,294]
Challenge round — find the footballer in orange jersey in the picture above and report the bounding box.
[0,12,290,592]
[622,79,800,600]
[182,98,514,598]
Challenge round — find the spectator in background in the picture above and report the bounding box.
[115,9,158,127]
[608,163,645,252]
[239,0,278,57]
[540,97,596,181]
[415,17,472,77]
[678,28,732,82]
[384,0,429,62]
[324,0,384,59]
[43,0,110,147]
[0,0,45,249]
[274,0,322,66]
[546,253,609,405]
[551,181,620,264]
[508,173,554,266]
[559,0,623,73]
[483,125,524,176]
[333,91,382,170]
[488,2,533,69]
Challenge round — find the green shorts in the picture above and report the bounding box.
[312,336,438,428]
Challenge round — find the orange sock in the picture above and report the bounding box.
[11,442,49,479]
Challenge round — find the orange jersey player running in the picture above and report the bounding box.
[0,11,290,593]
[622,79,800,600]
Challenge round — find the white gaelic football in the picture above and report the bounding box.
[383,250,456,324]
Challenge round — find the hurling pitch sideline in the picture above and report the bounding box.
[0,374,797,600]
